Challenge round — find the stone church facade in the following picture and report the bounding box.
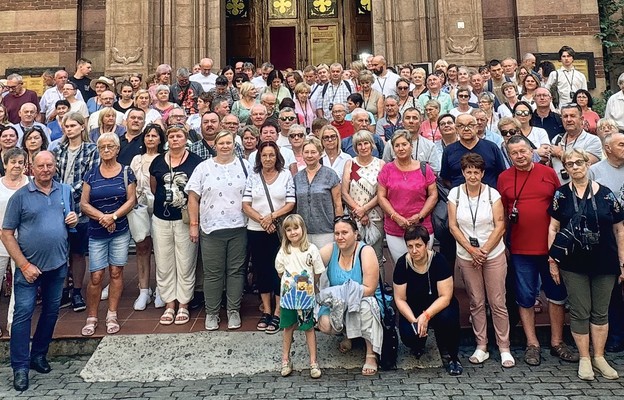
[0,0,606,92]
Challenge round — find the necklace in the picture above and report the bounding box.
[338,247,356,271]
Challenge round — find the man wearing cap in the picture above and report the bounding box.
[190,58,219,92]
[169,67,204,115]
[39,70,84,123]
[1,73,40,124]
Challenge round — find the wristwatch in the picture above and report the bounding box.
[112,214,118,221]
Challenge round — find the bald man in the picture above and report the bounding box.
[370,55,400,97]
[190,58,219,92]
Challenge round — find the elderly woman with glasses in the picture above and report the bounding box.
[80,133,136,336]
[450,88,474,118]
[341,130,386,273]
[548,148,624,381]
[420,100,442,142]
[320,125,351,180]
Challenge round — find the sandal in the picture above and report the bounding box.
[362,354,378,376]
[339,338,352,354]
[500,351,515,368]
[534,298,543,314]
[105,311,120,334]
[81,317,98,336]
[310,363,322,379]
[469,349,490,364]
[174,308,190,325]
[524,345,541,366]
[280,359,293,377]
[257,313,271,331]
[550,342,579,362]
[159,308,176,325]
[265,315,281,334]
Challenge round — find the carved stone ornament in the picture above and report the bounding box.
[111,47,143,65]
[446,37,478,55]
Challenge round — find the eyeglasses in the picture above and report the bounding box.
[397,86,409,90]
[322,135,338,141]
[98,144,117,150]
[456,123,477,130]
[564,160,586,168]
[280,116,296,121]
[500,129,519,137]
[289,133,304,139]
[457,94,470,99]
[6,85,19,90]
[514,110,531,117]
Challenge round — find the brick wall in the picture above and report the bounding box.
[0,31,77,53]
[483,17,516,40]
[81,30,105,52]
[82,0,106,10]
[0,0,77,12]
[518,14,600,37]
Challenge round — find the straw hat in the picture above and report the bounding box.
[89,76,115,91]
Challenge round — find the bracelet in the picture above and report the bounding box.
[190,222,199,227]
[20,262,32,271]
[390,213,396,221]
[422,310,431,321]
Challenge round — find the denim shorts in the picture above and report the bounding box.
[69,221,89,256]
[88,230,131,272]
[512,254,567,308]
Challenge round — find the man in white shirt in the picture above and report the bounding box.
[370,55,400,97]
[605,72,624,130]
[39,70,84,123]
[550,103,601,184]
[189,58,218,92]
[501,57,518,84]
[546,46,588,108]
[251,62,274,91]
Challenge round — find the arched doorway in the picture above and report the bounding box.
[225,0,372,69]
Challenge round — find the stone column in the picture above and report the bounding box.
[104,0,153,78]
[433,0,486,65]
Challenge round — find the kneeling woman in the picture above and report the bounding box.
[318,217,383,376]
[393,225,463,375]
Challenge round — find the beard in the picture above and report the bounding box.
[373,68,383,76]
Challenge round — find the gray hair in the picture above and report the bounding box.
[352,130,374,150]
[176,67,190,78]
[6,73,22,83]
[97,132,120,147]
[289,124,306,135]
[618,73,624,86]
[156,84,170,93]
[384,95,399,104]
[279,107,295,115]
[351,108,369,120]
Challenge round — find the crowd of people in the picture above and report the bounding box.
[2,43,624,391]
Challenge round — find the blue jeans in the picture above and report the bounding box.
[10,263,67,372]
[512,254,567,308]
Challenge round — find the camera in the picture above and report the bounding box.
[509,207,519,224]
[581,227,600,249]
[560,169,570,180]
[570,91,576,99]
[469,236,480,247]
[165,188,173,203]
[329,103,334,111]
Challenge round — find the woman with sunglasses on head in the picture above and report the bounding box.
[449,88,474,118]
[573,90,600,136]
[129,124,166,312]
[320,125,351,180]
[548,148,624,381]
[317,216,383,376]
[294,137,342,249]
[512,101,551,162]
[21,127,49,176]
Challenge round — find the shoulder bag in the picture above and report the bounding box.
[259,171,285,240]
[377,267,398,370]
[123,166,151,242]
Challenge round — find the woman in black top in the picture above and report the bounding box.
[149,125,202,326]
[548,148,624,381]
[393,225,462,376]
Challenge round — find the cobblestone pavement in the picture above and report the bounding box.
[2,346,624,399]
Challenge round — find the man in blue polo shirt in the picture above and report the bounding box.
[440,113,506,188]
[2,151,78,391]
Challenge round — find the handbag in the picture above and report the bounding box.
[548,182,596,266]
[259,171,285,240]
[123,166,151,242]
[377,272,398,370]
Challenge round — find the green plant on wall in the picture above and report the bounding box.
[597,0,624,73]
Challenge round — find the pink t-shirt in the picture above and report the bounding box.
[378,161,436,236]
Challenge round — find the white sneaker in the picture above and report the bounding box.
[227,310,241,330]
[101,284,109,300]
[205,314,220,331]
[153,287,165,309]
[133,290,152,311]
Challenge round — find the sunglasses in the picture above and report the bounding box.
[500,129,519,137]
[289,133,304,139]
[280,116,296,122]
[514,110,531,117]
[322,135,338,141]
[333,215,355,223]
[458,94,470,99]
[397,86,409,90]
